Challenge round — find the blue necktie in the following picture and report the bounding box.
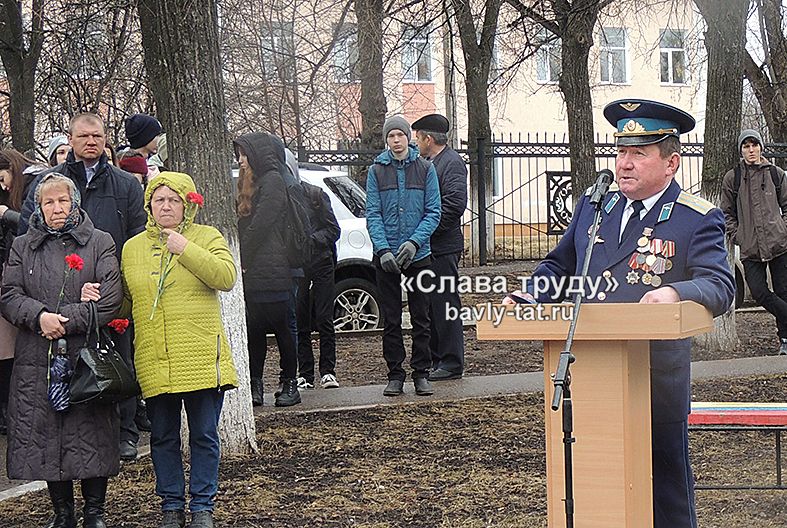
[619,200,644,247]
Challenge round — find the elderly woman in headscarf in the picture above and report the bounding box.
[119,171,237,528]
[0,172,123,528]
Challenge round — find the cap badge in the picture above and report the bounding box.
[620,102,641,111]
[623,119,646,133]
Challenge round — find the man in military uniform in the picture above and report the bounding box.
[412,113,468,380]
[506,99,734,527]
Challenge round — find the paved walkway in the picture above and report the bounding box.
[2,354,786,499]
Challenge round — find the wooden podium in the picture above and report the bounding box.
[476,301,713,528]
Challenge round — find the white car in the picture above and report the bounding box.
[297,166,383,332]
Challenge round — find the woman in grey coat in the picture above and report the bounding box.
[0,173,122,528]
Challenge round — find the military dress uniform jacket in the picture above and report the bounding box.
[530,178,734,423]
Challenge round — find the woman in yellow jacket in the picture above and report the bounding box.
[120,171,237,528]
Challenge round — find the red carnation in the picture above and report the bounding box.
[186,192,204,207]
[65,254,84,271]
[108,319,130,334]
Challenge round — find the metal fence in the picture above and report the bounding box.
[301,135,787,263]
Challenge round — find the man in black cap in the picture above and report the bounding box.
[125,113,162,159]
[505,99,734,527]
[412,114,468,380]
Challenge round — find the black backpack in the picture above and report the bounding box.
[732,164,783,218]
[282,182,312,268]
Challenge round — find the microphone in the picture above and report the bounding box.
[588,169,614,207]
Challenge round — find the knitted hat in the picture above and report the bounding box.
[47,135,69,162]
[125,114,162,149]
[119,155,149,176]
[383,115,411,143]
[738,129,763,152]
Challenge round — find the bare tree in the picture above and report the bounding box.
[507,0,612,198]
[743,0,787,143]
[137,0,256,454]
[451,0,502,262]
[693,0,748,353]
[0,0,44,151]
[355,0,387,151]
[34,0,154,147]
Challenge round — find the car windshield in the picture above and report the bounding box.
[324,175,366,218]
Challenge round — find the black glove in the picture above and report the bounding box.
[395,240,418,270]
[379,251,400,274]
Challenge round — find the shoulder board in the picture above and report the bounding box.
[584,186,593,196]
[676,191,715,215]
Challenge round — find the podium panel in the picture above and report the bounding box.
[544,340,652,527]
[476,302,713,528]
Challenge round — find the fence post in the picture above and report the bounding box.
[477,136,487,266]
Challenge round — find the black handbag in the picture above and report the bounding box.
[70,302,140,405]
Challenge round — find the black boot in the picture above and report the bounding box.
[274,378,301,407]
[250,377,263,406]
[46,480,76,528]
[81,477,107,528]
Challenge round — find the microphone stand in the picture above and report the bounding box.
[551,175,610,528]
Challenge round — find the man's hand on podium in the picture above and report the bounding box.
[640,286,680,304]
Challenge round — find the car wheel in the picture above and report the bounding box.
[334,278,383,332]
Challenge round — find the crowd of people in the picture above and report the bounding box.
[0,97,783,528]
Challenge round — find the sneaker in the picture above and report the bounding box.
[780,338,787,356]
[320,373,339,389]
[297,377,314,390]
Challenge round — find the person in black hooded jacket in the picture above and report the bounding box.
[234,132,301,407]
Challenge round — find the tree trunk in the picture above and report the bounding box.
[137,0,256,454]
[693,0,748,353]
[557,1,599,199]
[742,0,787,143]
[0,0,44,152]
[356,0,387,151]
[452,0,501,264]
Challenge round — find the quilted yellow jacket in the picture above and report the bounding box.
[121,171,238,398]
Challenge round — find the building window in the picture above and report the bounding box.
[600,27,627,84]
[660,29,687,85]
[261,21,295,83]
[536,29,561,83]
[402,27,432,82]
[334,25,359,83]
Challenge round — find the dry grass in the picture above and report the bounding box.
[2,377,787,527]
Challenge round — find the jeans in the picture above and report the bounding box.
[743,252,787,339]
[375,262,431,381]
[147,389,224,513]
[296,257,337,383]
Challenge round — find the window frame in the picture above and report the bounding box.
[401,26,433,83]
[599,26,628,85]
[659,28,688,86]
[535,28,562,84]
[260,21,296,84]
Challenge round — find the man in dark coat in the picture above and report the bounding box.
[412,113,468,380]
[19,112,146,462]
[505,99,734,528]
